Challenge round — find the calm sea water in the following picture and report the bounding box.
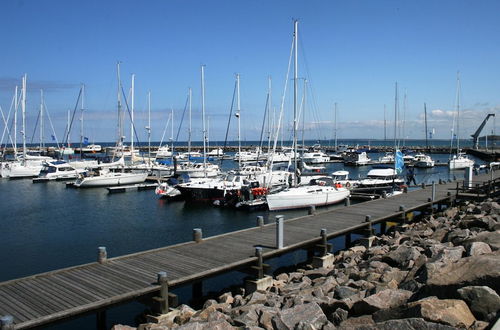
[0,151,483,329]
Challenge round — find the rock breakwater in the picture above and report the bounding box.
[114,198,500,330]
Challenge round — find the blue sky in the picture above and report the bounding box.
[1,0,499,144]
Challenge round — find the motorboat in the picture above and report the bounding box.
[301,151,330,164]
[266,177,350,211]
[155,146,172,158]
[378,153,394,164]
[36,160,85,181]
[206,148,224,157]
[155,180,182,200]
[413,154,435,168]
[344,151,371,166]
[175,162,221,178]
[357,168,404,189]
[331,170,360,189]
[176,173,253,201]
[449,152,474,170]
[79,144,102,153]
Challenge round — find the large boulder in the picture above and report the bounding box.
[352,289,412,315]
[272,302,328,330]
[175,320,234,330]
[420,251,500,298]
[382,245,421,269]
[462,230,500,251]
[369,317,458,330]
[406,297,476,328]
[457,286,500,321]
[429,246,465,263]
[466,241,492,256]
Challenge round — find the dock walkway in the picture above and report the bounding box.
[0,172,498,329]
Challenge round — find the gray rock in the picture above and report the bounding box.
[338,315,375,329]
[334,286,359,300]
[218,292,234,305]
[232,304,260,327]
[429,245,465,263]
[466,241,492,256]
[406,297,476,328]
[422,251,500,297]
[382,245,421,269]
[457,285,500,321]
[380,269,408,285]
[444,228,471,244]
[369,317,457,330]
[462,230,500,251]
[352,289,412,315]
[272,302,327,330]
[173,304,197,325]
[331,307,348,326]
[175,319,234,330]
[258,306,279,330]
[276,273,289,282]
[247,291,268,305]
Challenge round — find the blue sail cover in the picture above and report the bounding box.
[395,149,404,174]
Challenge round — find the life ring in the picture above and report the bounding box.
[319,181,325,186]
[345,182,351,188]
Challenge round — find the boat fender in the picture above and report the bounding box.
[345,182,351,188]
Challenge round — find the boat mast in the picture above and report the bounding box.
[334,102,338,151]
[267,76,272,153]
[21,74,27,162]
[394,82,398,151]
[424,102,429,150]
[457,74,460,154]
[293,19,298,186]
[80,84,85,158]
[130,74,135,155]
[384,104,387,144]
[147,91,151,164]
[116,61,123,157]
[236,73,241,169]
[14,85,18,158]
[40,90,44,150]
[188,87,192,156]
[200,65,207,177]
[170,108,174,164]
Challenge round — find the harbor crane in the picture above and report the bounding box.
[471,113,495,149]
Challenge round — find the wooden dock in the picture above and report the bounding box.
[0,172,498,329]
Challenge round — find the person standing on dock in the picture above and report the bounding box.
[406,167,417,185]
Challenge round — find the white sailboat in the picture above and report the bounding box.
[448,73,474,170]
[266,20,350,211]
[74,63,147,187]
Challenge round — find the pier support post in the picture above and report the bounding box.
[380,221,387,235]
[256,216,264,228]
[345,233,352,248]
[246,247,272,293]
[275,215,284,249]
[193,228,202,243]
[192,281,203,300]
[312,229,334,268]
[344,197,350,207]
[365,215,373,236]
[308,205,316,215]
[97,247,107,264]
[431,181,436,201]
[421,182,426,189]
[399,205,406,224]
[0,315,14,330]
[96,310,107,330]
[157,272,169,314]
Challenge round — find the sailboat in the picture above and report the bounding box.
[2,75,48,178]
[448,72,474,170]
[266,20,350,211]
[74,63,147,187]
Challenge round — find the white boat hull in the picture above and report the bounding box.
[74,172,148,187]
[449,158,474,170]
[266,186,350,211]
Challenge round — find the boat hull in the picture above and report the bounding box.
[266,187,350,211]
[74,172,147,187]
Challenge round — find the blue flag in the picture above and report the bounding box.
[395,149,404,174]
[83,137,89,145]
[51,134,56,141]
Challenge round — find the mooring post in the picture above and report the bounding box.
[276,215,284,249]
[456,182,460,197]
[399,205,406,224]
[0,315,14,330]
[431,181,436,201]
[365,215,373,236]
[97,247,107,264]
[308,205,316,215]
[157,271,169,314]
[421,182,425,189]
[320,228,328,256]
[255,247,264,279]
[256,216,264,228]
[344,197,350,207]
[193,228,202,243]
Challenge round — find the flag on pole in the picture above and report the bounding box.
[83,137,89,145]
[51,135,56,141]
[395,149,404,175]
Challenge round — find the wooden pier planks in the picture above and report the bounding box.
[0,173,496,329]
